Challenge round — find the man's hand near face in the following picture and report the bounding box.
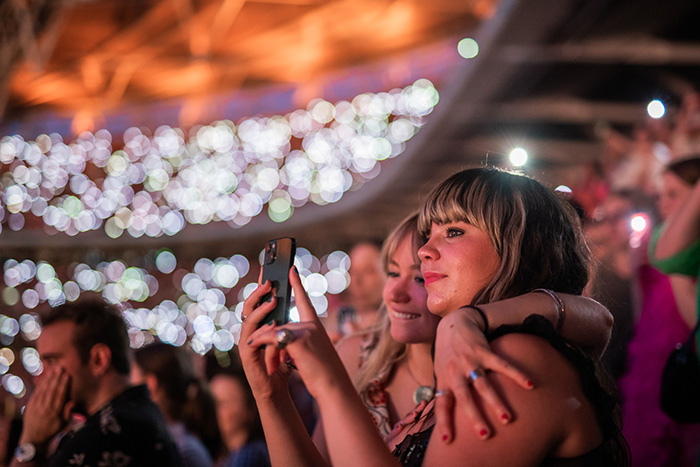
[20,367,72,447]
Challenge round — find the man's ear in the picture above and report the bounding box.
[89,343,112,376]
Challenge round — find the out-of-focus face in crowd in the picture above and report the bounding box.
[210,374,253,449]
[659,171,694,220]
[348,243,385,310]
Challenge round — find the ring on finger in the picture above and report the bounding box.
[467,368,485,385]
[276,329,296,349]
[240,314,247,323]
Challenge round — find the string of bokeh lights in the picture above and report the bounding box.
[0,246,352,398]
[0,79,441,399]
[0,79,439,238]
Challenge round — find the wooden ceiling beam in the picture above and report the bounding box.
[479,97,651,125]
[499,37,700,66]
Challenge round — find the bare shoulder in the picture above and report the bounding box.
[335,331,370,375]
[425,333,603,466]
[490,333,595,409]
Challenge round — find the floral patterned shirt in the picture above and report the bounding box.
[357,334,431,441]
[49,385,183,467]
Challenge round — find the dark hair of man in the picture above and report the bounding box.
[42,299,131,375]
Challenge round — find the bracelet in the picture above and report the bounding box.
[532,288,565,332]
[464,305,489,335]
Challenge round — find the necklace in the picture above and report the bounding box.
[406,358,435,404]
[413,385,435,404]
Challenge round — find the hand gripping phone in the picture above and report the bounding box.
[259,237,297,327]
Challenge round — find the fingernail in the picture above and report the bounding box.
[479,429,488,438]
[501,413,510,422]
[526,380,534,388]
[293,266,299,274]
[442,434,449,442]
[268,321,275,326]
[246,340,253,345]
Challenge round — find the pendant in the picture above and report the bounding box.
[413,385,435,404]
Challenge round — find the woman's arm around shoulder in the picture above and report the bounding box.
[479,293,613,358]
[425,332,603,466]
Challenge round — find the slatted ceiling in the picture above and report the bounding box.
[1,0,700,261]
[2,0,494,118]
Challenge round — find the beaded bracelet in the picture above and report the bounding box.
[532,288,566,332]
[464,305,489,335]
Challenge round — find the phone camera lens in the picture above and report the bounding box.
[265,242,277,264]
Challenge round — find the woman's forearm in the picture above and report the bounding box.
[315,378,399,467]
[256,392,329,467]
[479,293,613,358]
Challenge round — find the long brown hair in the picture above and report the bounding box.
[666,155,700,185]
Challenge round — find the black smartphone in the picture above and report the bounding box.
[259,237,297,327]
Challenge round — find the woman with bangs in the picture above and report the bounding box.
[314,212,613,460]
[240,167,628,466]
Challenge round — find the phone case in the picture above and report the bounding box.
[260,237,297,327]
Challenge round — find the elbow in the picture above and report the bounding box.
[602,307,614,335]
[587,298,614,358]
[596,307,614,358]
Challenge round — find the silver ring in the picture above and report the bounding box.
[467,368,485,384]
[434,389,452,398]
[276,329,295,349]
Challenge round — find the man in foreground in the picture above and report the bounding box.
[11,299,182,466]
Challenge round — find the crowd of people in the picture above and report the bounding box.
[3,93,700,466]
[577,93,700,465]
[2,299,276,467]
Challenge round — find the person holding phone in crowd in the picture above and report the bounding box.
[239,167,628,466]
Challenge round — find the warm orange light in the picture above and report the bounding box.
[71,110,95,135]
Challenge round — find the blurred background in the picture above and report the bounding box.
[0,0,699,434]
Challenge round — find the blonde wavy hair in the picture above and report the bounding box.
[353,212,425,392]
